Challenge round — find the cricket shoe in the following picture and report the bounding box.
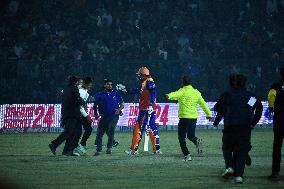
[222,167,234,179]
[125,149,139,155]
[234,176,243,184]
[196,138,203,154]
[184,154,192,161]
[153,149,163,155]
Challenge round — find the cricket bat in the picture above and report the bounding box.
[143,114,151,152]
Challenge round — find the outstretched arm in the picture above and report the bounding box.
[129,88,141,94]
[166,88,183,100]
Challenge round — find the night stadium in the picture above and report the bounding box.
[1,0,284,188]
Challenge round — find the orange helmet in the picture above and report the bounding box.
[137,67,150,75]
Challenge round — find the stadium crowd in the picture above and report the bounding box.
[1,0,284,103]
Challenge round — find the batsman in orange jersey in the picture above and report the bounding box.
[125,67,162,155]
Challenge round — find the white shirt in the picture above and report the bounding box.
[79,87,89,117]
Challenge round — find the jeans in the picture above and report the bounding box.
[95,116,118,152]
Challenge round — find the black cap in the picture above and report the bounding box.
[104,79,113,84]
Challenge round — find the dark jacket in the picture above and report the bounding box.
[61,84,84,120]
[214,88,263,131]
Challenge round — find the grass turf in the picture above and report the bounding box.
[0,129,283,189]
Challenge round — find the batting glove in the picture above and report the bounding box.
[116,84,127,92]
[148,105,153,114]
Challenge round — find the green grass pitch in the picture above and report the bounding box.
[0,129,283,189]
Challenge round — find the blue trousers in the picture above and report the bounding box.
[133,110,160,151]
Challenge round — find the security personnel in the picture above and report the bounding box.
[213,74,263,183]
[268,67,284,181]
[93,79,124,155]
[49,76,91,156]
[165,75,212,161]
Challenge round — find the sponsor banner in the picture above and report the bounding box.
[0,104,61,129]
[0,102,273,132]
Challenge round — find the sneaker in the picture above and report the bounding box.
[73,148,81,156]
[268,173,280,181]
[78,144,87,154]
[154,149,163,154]
[222,167,234,179]
[106,148,112,154]
[72,153,80,156]
[125,149,131,155]
[73,146,85,156]
[94,151,101,156]
[184,154,192,161]
[196,138,203,154]
[48,144,56,155]
[113,140,119,147]
[245,154,252,166]
[234,176,243,184]
[125,149,139,155]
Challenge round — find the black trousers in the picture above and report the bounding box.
[222,127,251,177]
[95,116,118,152]
[178,118,198,156]
[51,118,82,154]
[80,117,93,147]
[272,120,284,174]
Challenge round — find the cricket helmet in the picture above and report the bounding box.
[136,67,150,81]
[137,67,150,75]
